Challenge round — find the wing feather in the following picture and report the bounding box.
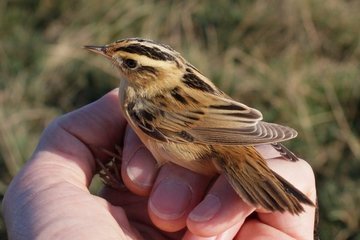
[126,89,297,145]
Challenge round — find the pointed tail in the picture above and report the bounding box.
[213,146,314,215]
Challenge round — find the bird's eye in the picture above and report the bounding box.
[123,59,138,69]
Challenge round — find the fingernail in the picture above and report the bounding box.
[189,194,221,222]
[149,179,192,220]
[126,147,157,187]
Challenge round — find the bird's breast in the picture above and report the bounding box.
[146,140,218,176]
[128,119,218,176]
[119,81,217,176]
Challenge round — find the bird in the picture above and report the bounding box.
[85,38,314,214]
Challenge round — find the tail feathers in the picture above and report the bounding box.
[216,147,314,215]
[271,143,299,162]
[271,170,315,207]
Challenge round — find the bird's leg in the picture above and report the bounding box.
[95,145,127,191]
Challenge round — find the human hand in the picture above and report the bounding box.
[122,130,317,239]
[3,90,316,239]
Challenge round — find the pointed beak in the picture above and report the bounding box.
[83,45,111,58]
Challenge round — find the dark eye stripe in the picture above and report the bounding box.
[115,44,175,61]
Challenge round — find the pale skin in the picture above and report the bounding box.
[2,90,316,240]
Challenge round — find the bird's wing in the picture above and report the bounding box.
[125,89,297,145]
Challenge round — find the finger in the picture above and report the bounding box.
[255,144,282,159]
[99,186,149,219]
[94,196,143,239]
[121,127,158,196]
[100,187,186,240]
[42,88,126,150]
[36,89,126,167]
[257,158,316,240]
[187,175,255,237]
[183,220,243,240]
[99,188,151,238]
[31,89,127,186]
[236,219,296,240]
[49,88,127,157]
[183,232,216,240]
[148,163,211,232]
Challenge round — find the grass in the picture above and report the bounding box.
[1,0,359,239]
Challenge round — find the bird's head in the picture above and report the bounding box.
[85,38,186,92]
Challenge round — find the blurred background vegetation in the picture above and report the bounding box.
[1,0,359,239]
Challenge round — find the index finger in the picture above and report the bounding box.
[33,89,127,184]
[42,89,127,155]
[254,158,316,240]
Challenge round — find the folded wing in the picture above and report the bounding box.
[126,89,297,145]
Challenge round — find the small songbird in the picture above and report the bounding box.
[85,38,314,214]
